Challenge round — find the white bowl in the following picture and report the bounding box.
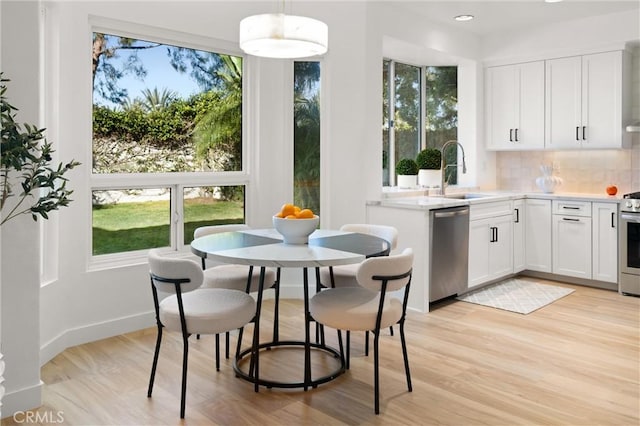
[273,215,319,244]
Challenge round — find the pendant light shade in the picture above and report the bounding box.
[239,13,328,59]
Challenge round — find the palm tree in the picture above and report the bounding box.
[192,55,243,173]
[139,87,177,112]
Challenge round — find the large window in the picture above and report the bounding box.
[293,62,321,216]
[382,60,458,187]
[91,32,245,256]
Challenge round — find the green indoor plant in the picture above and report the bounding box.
[416,148,442,188]
[1,73,80,225]
[416,148,441,170]
[395,158,418,188]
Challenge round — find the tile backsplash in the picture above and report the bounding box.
[496,140,640,195]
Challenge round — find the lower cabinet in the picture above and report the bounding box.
[468,206,513,289]
[592,202,618,283]
[513,199,525,273]
[552,214,592,280]
[525,199,552,272]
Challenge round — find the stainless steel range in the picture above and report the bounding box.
[620,191,640,296]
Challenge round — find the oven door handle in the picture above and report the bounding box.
[621,213,640,223]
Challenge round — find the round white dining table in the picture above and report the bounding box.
[190,228,390,391]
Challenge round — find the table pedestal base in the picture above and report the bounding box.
[233,340,345,389]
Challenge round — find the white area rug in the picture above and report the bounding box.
[456,278,575,314]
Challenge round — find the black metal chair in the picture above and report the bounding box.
[194,224,280,367]
[147,249,256,419]
[310,248,413,414]
[316,224,398,366]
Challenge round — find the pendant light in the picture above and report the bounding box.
[239,4,328,59]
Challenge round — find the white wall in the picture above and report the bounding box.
[366,3,491,191]
[1,0,44,416]
[482,9,640,63]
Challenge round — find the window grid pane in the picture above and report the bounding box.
[183,185,245,245]
[293,61,321,216]
[92,188,171,255]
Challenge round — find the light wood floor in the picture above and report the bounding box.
[2,278,639,425]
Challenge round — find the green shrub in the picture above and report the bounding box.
[395,158,419,175]
[416,148,441,170]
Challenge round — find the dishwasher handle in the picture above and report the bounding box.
[432,207,470,218]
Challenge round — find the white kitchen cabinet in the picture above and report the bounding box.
[468,203,513,288]
[592,202,618,283]
[545,51,630,149]
[513,199,525,273]
[486,61,545,150]
[552,214,592,279]
[525,199,552,272]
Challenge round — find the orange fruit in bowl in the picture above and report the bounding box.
[280,203,296,218]
[296,208,314,219]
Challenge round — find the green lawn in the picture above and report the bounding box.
[92,199,244,255]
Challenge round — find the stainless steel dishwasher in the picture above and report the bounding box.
[429,205,469,302]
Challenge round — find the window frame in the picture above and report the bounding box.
[88,20,249,270]
[383,58,458,187]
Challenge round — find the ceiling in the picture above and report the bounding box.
[387,1,640,37]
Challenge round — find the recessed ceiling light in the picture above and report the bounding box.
[544,0,563,3]
[454,14,474,22]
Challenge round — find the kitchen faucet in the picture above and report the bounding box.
[440,140,467,196]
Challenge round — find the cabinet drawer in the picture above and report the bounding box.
[552,200,591,217]
[470,201,512,221]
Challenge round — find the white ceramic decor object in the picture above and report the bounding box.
[397,175,417,189]
[418,169,440,188]
[536,164,563,193]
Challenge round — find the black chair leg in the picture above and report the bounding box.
[389,326,394,336]
[180,333,189,419]
[400,321,412,392]
[346,330,351,370]
[147,326,163,397]
[337,329,345,365]
[374,330,380,415]
[365,331,369,356]
[236,327,244,361]
[215,333,220,371]
[225,331,230,359]
[273,268,281,343]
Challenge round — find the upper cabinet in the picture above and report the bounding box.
[486,61,545,150]
[546,51,630,150]
[486,49,631,151]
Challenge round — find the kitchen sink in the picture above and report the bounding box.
[444,193,493,199]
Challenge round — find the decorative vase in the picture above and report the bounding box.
[397,175,417,189]
[536,165,563,193]
[418,169,440,188]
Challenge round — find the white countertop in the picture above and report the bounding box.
[368,190,622,211]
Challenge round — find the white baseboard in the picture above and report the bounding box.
[40,284,307,366]
[1,381,42,421]
[40,311,155,366]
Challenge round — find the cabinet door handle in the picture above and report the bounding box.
[495,227,498,242]
[611,212,615,228]
[489,226,496,243]
[582,126,586,140]
[514,128,519,142]
[576,126,579,141]
[562,217,580,222]
[509,129,513,142]
[562,206,580,210]
[514,208,520,223]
